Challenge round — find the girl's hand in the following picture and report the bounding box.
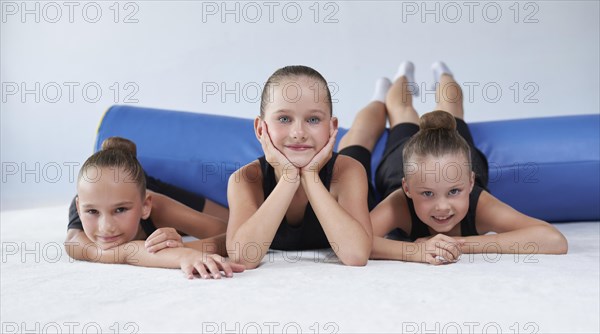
[180,251,245,279]
[145,228,183,253]
[260,121,299,182]
[301,120,338,178]
[414,236,433,243]
[415,234,465,265]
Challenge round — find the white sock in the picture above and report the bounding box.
[431,61,453,89]
[393,61,419,96]
[371,77,392,103]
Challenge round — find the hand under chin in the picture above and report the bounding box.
[284,155,314,169]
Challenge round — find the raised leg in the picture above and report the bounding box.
[432,62,464,119]
[386,73,419,128]
[338,78,390,152]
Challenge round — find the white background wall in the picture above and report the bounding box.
[2,0,599,210]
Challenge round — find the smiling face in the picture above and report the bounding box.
[76,166,151,250]
[258,75,334,168]
[402,152,475,234]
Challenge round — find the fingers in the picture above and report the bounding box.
[181,261,211,280]
[209,255,232,278]
[330,118,334,136]
[145,229,182,253]
[430,233,458,243]
[181,263,195,280]
[259,120,270,150]
[260,121,286,161]
[182,256,245,280]
[303,127,338,174]
[146,228,180,244]
[261,122,278,154]
[262,119,269,137]
[329,118,339,138]
[422,234,463,264]
[322,122,338,152]
[433,246,459,262]
[324,128,338,153]
[436,241,462,262]
[425,254,448,265]
[424,247,455,265]
[260,122,298,181]
[146,240,184,253]
[329,126,339,143]
[431,234,463,249]
[210,255,246,277]
[194,261,211,279]
[202,257,222,279]
[425,254,442,265]
[144,230,162,246]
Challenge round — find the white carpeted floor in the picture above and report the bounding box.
[1,205,599,334]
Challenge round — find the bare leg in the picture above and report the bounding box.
[149,192,227,238]
[338,101,387,153]
[386,76,419,127]
[339,78,390,152]
[435,73,464,120]
[203,199,229,222]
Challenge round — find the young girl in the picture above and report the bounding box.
[65,137,244,278]
[338,61,568,265]
[226,65,373,269]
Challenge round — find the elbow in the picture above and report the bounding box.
[64,233,82,261]
[239,261,260,270]
[342,258,368,267]
[339,238,372,266]
[227,254,261,270]
[340,253,369,266]
[550,231,568,254]
[540,226,568,254]
[226,240,262,270]
[63,241,78,261]
[338,246,370,267]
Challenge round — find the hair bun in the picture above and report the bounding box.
[100,137,137,156]
[419,110,457,131]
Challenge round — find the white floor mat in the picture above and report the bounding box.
[1,205,598,333]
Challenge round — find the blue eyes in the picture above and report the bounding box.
[277,116,321,124]
[421,189,461,197]
[85,208,128,215]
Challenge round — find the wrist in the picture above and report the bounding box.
[459,236,481,254]
[274,165,300,184]
[403,241,425,263]
[412,243,423,263]
[275,174,301,191]
[300,170,322,187]
[174,247,195,260]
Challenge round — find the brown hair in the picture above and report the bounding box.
[260,65,332,118]
[402,110,471,176]
[78,137,145,197]
[101,136,137,156]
